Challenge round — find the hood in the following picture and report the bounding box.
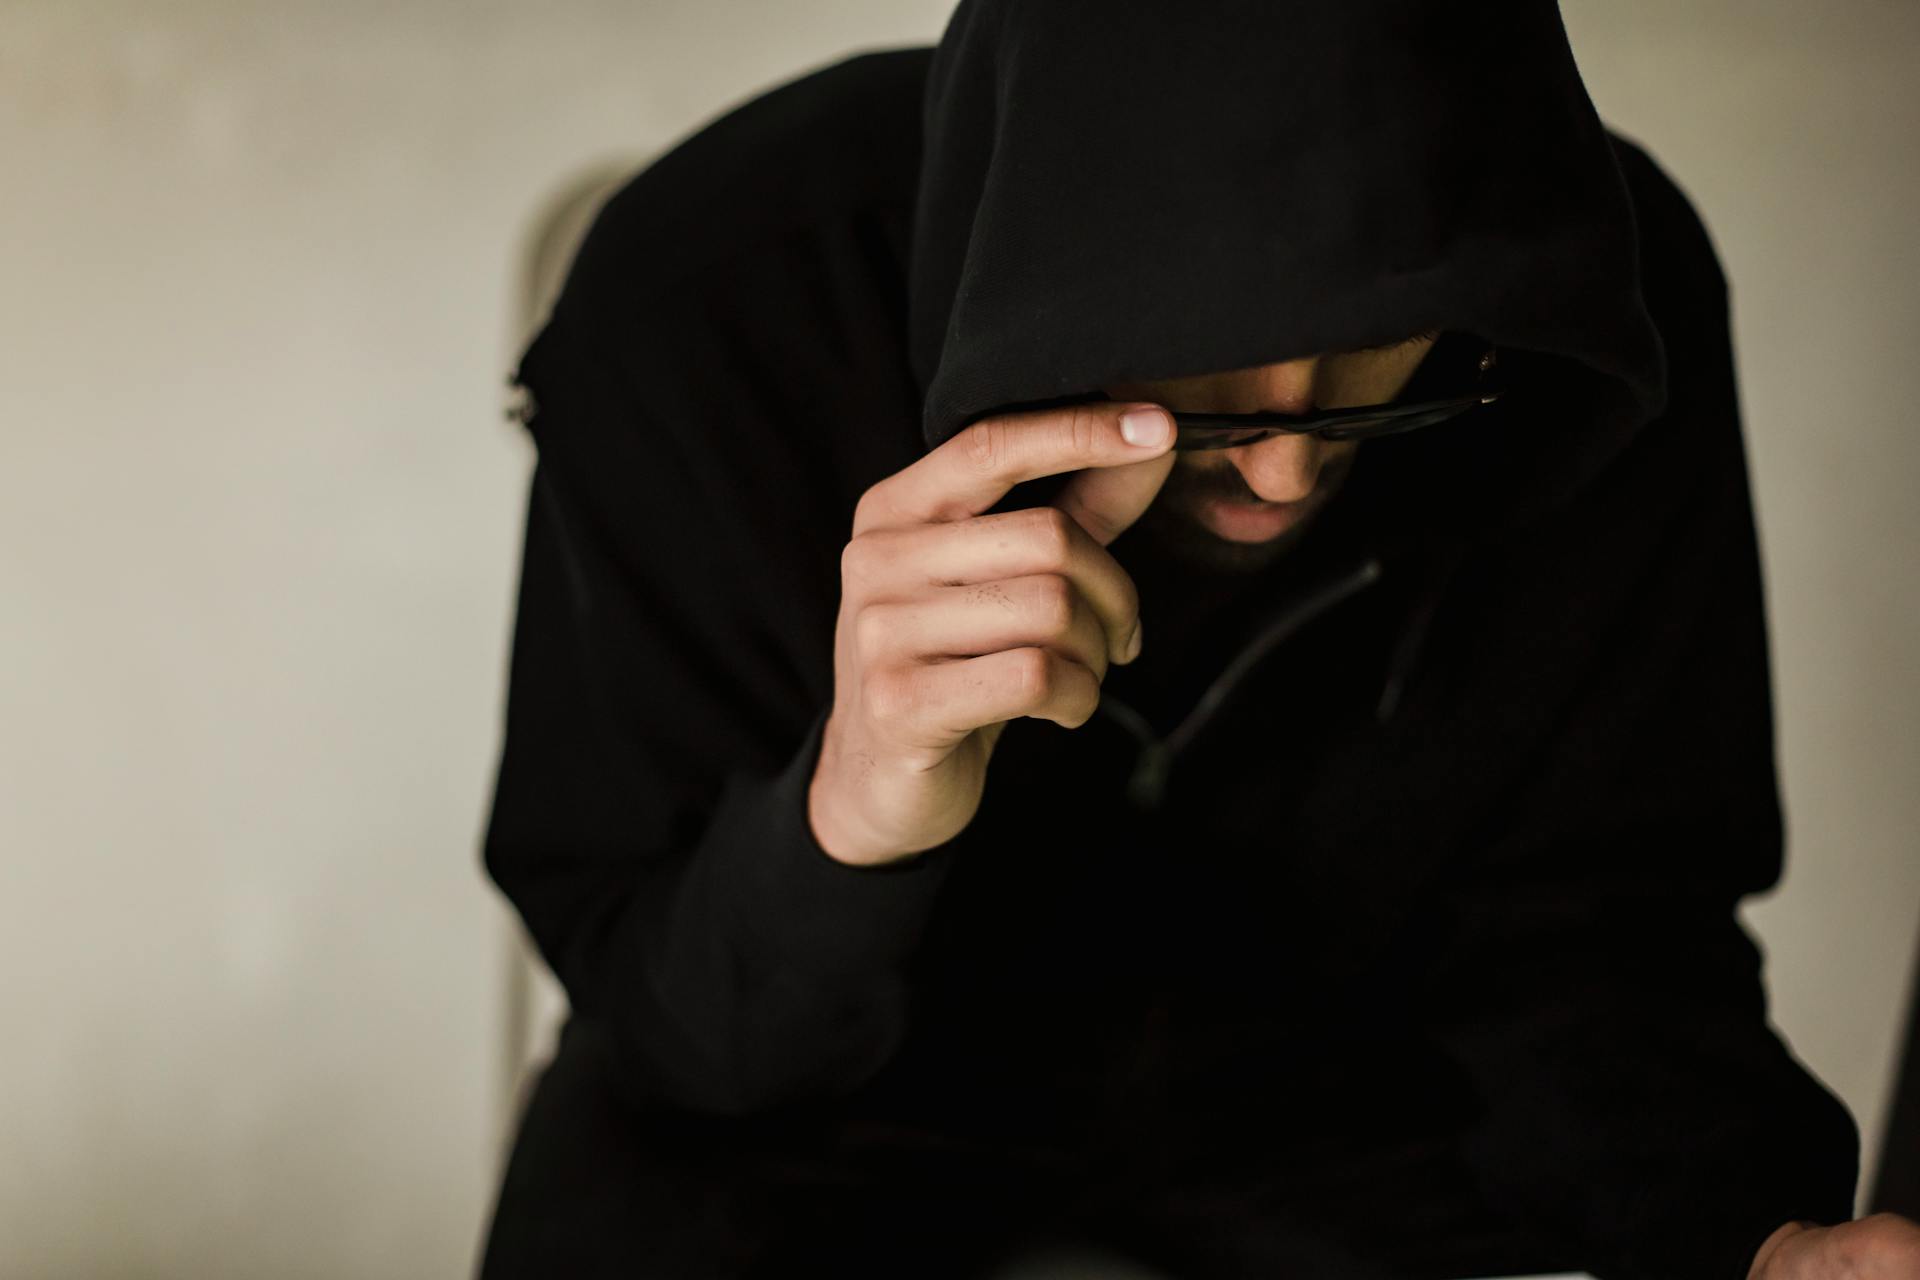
[906,0,1669,547]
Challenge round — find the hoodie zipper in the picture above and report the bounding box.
[1096,555,1385,811]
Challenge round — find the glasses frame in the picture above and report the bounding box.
[1163,340,1505,451]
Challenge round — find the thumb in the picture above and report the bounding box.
[1050,444,1177,547]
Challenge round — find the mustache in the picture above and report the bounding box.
[1171,447,1356,504]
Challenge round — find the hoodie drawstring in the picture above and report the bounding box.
[1098,542,1471,811]
[1373,540,1468,724]
[1099,556,1385,811]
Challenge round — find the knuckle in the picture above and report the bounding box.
[1028,574,1076,635]
[851,605,893,660]
[959,416,1009,475]
[851,484,887,533]
[1011,646,1053,704]
[862,665,910,726]
[839,534,872,585]
[1063,403,1102,457]
[1024,504,1075,564]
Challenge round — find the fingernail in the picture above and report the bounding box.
[1125,618,1144,662]
[1120,407,1171,448]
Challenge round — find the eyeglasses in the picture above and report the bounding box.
[1152,334,1505,452]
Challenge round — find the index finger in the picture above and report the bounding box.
[854,400,1174,534]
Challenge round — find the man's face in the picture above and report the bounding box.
[1104,332,1438,571]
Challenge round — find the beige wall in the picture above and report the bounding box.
[1,2,1912,1275]
[1557,0,1920,1201]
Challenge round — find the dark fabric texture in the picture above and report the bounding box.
[478,14,1859,1280]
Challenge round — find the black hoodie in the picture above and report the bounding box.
[479,7,1859,1279]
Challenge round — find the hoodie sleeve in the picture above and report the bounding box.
[482,244,959,1119]
[1405,282,1859,1277]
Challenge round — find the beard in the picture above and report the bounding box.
[1126,444,1360,572]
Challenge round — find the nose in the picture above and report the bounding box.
[1220,354,1328,503]
[1221,433,1328,504]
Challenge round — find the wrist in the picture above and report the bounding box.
[807,763,902,867]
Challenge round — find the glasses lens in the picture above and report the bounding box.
[1174,402,1477,450]
[1163,339,1500,450]
[1172,427,1278,451]
[1318,403,1473,441]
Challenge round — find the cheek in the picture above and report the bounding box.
[1170,456,1218,486]
[1162,459,1234,507]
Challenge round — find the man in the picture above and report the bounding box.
[477,3,1920,1277]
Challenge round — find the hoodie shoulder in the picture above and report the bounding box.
[1607,130,1728,292]
[558,47,932,302]
[1606,129,1734,389]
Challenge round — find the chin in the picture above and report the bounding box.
[1132,497,1316,572]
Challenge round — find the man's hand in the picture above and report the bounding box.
[1748,1213,1920,1280]
[808,399,1177,866]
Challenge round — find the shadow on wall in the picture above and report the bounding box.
[492,155,646,1160]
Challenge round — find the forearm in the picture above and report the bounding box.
[485,466,960,1116]
[587,709,957,1115]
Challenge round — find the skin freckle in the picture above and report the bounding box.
[965,581,1018,611]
